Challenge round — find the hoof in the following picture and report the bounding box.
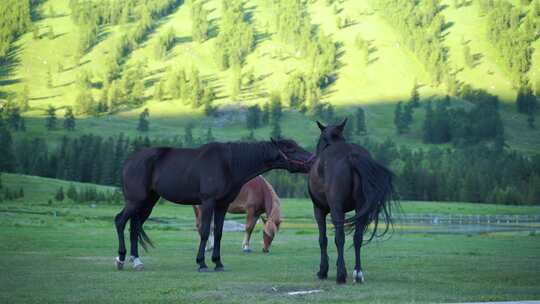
[336,273,347,284]
[242,247,252,253]
[353,270,365,284]
[131,257,144,271]
[316,271,327,280]
[215,266,225,272]
[262,248,269,253]
[198,266,209,273]
[115,257,125,270]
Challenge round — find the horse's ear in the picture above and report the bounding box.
[270,137,278,145]
[337,118,348,131]
[316,121,326,131]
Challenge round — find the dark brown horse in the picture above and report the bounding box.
[308,119,394,284]
[114,139,313,272]
[193,175,281,253]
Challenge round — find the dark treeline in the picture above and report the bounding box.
[372,0,448,85]
[1,126,539,205]
[53,184,123,205]
[422,90,504,146]
[367,138,540,205]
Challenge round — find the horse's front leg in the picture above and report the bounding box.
[314,206,329,279]
[330,208,347,284]
[212,204,228,271]
[196,199,215,272]
[243,208,258,252]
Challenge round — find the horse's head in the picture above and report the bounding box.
[270,138,314,173]
[262,217,280,253]
[315,118,347,155]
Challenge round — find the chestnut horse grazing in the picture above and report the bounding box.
[308,119,395,284]
[193,175,281,253]
[114,139,312,272]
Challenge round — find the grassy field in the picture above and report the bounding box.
[1,173,540,303]
[2,0,540,152]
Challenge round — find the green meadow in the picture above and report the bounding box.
[1,174,540,303]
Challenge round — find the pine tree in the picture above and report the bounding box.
[270,95,283,123]
[355,107,366,134]
[45,105,57,130]
[205,127,215,143]
[154,80,164,101]
[246,105,261,130]
[7,107,22,131]
[67,184,78,201]
[270,119,282,139]
[262,102,270,125]
[528,112,536,129]
[192,1,209,43]
[184,123,194,147]
[394,102,404,134]
[463,44,474,68]
[64,107,76,131]
[18,85,30,111]
[402,103,413,132]
[137,108,150,132]
[410,81,420,108]
[0,117,15,172]
[20,117,26,131]
[55,187,65,201]
[423,101,434,142]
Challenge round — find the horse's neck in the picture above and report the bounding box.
[262,179,280,222]
[230,143,275,186]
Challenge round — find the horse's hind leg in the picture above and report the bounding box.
[353,214,367,283]
[129,193,159,270]
[212,204,228,271]
[330,207,347,284]
[114,205,135,270]
[196,199,215,272]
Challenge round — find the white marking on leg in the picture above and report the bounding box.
[242,232,251,252]
[353,270,365,283]
[206,232,214,252]
[115,257,124,270]
[131,256,144,271]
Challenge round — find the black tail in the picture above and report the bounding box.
[130,212,154,252]
[346,153,395,243]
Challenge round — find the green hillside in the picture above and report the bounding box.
[1,0,540,150]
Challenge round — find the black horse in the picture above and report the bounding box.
[308,119,395,284]
[114,139,313,272]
